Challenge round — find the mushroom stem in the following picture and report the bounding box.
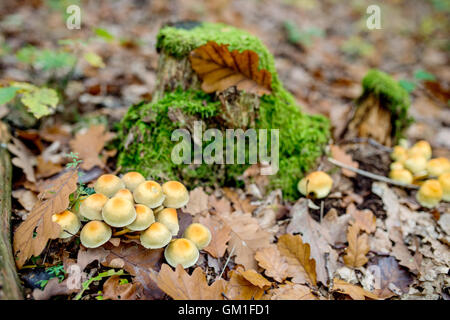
[112,228,132,237]
[153,205,164,214]
[124,233,140,240]
[327,157,419,189]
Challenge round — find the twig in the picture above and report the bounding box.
[219,244,235,279]
[339,137,393,153]
[320,200,324,222]
[327,157,419,189]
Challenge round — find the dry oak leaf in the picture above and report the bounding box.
[221,211,273,270]
[183,187,209,216]
[277,234,317,286]
[270,283,317,300]
[32,277,78,300]
[330,145,358,177]
[332,278,379,300]
[36,155,62,179]
[343,223,370,268]
[198,214,231,258]
[103,275,137,300]
[13,169,78,268]
[240,269,272,289]
[347,203,376,234]
[225,267,265,300]
[69,124,115,170]
[151,264,226,300]
[255,246,289,283]
[190,41,272,96]
[7,137,36,182]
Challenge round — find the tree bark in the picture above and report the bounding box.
[0,122,23,300]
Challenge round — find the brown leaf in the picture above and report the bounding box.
[7,137,36,182]
[347,203,376,234]
[199,214,231,258]
[270,283,317,300]
[183,187,209,215]
[152,264,226,300]
[36,155,62,178]
[240,269,272,289]
[190,41,272,96]
[277,234,317,286]
[32,277,78,300]
[343,223,370,268]
[321,208,351,245]
[332,278,379,300]
[13,170,78,268]
[225,267,265,300]
[330,145,358,177]
[11,189,38,211]
[69,124,115,170]
[103,276,137,300]
[77,246,110,271]
[255,246,289,283]
[208,195,232,215]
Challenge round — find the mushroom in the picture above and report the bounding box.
[79,193,108,221]
[127,204,155,231]
[94,174,125,197]
[80,220,112,248]
[52,210,81,239]
[164,238,200,269]
[133,181,165,208]
[426,157,450,177]
[162,181,189,208]
[390,162,404,171]
[416,179,443,208]
[439,173,450,202]
[391,146,408,163]
[113,188,134,203]
[155,208,179,236]
[102,197,137,227]
[389,169,413,185]
[404,155,427,175]
[121,171,145,192]
[139,222,172,249]
[297,171,333,199]
[408,140,432,160]
[183,223,211,250]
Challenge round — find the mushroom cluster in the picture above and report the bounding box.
[52,172,212,268]
[389,140,450,208]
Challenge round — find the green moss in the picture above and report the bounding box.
[360,69,413,142]
[117,22,331,199]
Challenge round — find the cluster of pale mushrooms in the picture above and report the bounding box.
[389,140,450,208]
[51,172,212,269]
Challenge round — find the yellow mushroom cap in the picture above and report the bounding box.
[94,174,125,198]
[389,169,413,185]
[156,208,179,236]
[297,171,333,199]
[439,173,450,202]
[409,140,432,160]
[391,146,408,163]
[121,172,145,192]
[162,181,189,208]
[404,155,427,175]
[427,158,450,177]
[113,188,134,203]
[390,162,404,171]
[80,221,112,248]
[102,197,136,227]
[79,193,108,220]
[127,204,155,231]
[133,181,165,208]
[416,179,443,208]
[164,238,200,269]
[52,210,81,239]
[140,222,172,249]
[183,223,211,250]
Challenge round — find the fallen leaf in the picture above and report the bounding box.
[347,203,376,234]
[332,278,379,300]
[32,277,77,300]
[77,246,110,271]
[343,223,370,268]
[270,283,316,300]
[183,187,209,216]
[255,246,289,283]
[190,41,272,96]
[198,214,231,258]
[321,208,351,245]
[11,189,38,211]
[208,195,232,215]
[103,276,137,300]
[13,170,78,268]
[7,137,36,182]
[240,269,272,289]
[36,155,62,178]
[330,145,358,177]
[225,267,265,300]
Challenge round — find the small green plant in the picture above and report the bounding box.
[74,269,125,300]
[65,152,95,212]
[284,21,324,47]
[36,263,67,289]
[399,69,437,93]
[341,36,374,58]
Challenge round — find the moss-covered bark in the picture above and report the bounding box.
[117,22,330,199]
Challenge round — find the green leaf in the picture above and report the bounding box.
[94,28,115,42]
[398,79,416,93]
[16,46,38,64]
[83,52,105,68]
[414,69,436,82]
[35,49,76,71]
[0,87,18,105]
[74,269,124,300]
[21,87,59,118]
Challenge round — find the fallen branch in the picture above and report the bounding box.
[327,157,419,189]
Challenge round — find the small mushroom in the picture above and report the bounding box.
[102,197,137,227]
[121,171,145,192]
[140,222,172,249]
[390,146,408,163]
[52,210,81,239]
[183,223,211,250]
[162,181,189,208]
[79,193,108,221]
[389,169,413,185]
[408,140,432,160]
[113,188,134,203]
[404,155,427,175]
[80,220,112,248]
[133,181,165,208]
[155,208,179,236]
[416,179,443,208]
[164,238,199,269]
[127,204,155,231]
[297,171,333,199]
[94,174,125,197]
[426,157,450,177]
[390,162,404,171]
[438,173,450,202]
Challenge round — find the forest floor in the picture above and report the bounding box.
[0,0,449,300]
